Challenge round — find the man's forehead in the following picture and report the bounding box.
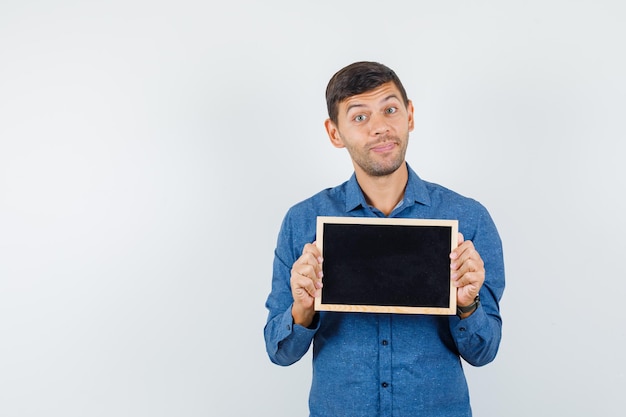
[341,83,403,110]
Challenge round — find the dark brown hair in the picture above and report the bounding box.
[325,61,409,124]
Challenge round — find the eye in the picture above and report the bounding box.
[354,114,367,122]
[385,107,398,114]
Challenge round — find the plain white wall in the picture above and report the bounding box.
[1,1,624,416]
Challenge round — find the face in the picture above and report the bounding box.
[325,82,414,177]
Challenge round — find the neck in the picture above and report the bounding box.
[355,163,408,216]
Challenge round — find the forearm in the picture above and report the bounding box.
[292,302,317,328]
[451,205,505,366]
[450,303,502,366]
[264,305,318,366]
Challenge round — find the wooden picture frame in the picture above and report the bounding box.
[315,216,458,315]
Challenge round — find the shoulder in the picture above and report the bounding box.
[406,164,486,215]
[285,181,348,219]
[423,179,487,212]
[277,181,349,245]
[419,179,499,242]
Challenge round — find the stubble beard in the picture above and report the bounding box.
[350,135,408,177]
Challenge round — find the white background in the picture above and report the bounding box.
[1,1,624,416]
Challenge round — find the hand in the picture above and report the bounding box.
[290,242,324,327]
[450,233,485,311]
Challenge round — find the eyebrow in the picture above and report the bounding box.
[345,94,401,114]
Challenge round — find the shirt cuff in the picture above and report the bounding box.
[451,303,488,336]
[280,305,319,339]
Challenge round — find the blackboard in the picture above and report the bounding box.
[315,216,458,315]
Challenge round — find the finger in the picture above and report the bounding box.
[291,272,313,298]
[292,274,319,299]
[294,257,324,283]
[457,283,480,306]
[303,242,323,263]
[453,261,485,291]
[450,234,467,262]
[451,243,484,287]
[291,242,325,302]
[453,269,479,288]
[295,262,319,281]
[450,240,477,269]
[291,265,323,297]
[296,245,324,279]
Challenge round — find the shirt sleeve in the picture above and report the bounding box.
[265,304,319,366]
[449,204,505,367]
[264,213,318,366]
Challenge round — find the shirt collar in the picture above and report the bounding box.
[344,163,432,213]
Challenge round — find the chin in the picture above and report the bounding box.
[367,161,405,177]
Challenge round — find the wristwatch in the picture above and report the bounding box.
[457,295,480,316]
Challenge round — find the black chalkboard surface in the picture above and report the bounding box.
[315,216,458,315]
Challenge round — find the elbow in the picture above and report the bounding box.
[461,331,502,367]
[463,344,500,367]
[266,341,301,367]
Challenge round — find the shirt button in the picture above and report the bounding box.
[286,325,291,330]
[459,327,466,332]
[381,382,389,388]
[381,340,389,346]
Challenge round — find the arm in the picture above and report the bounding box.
[264,214,323,366]
[449,209,505,366]
[290,243,324,327]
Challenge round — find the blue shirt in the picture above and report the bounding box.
[264,164,505,417]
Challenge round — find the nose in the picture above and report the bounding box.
[370,112,390,136]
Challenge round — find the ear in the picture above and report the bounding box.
[324,118,345,148]
[407,100,415,132]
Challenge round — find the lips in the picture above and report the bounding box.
[371,141,396,153]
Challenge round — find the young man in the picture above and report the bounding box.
[264,61,505,416]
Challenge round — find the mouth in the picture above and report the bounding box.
[370,141,397,153]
